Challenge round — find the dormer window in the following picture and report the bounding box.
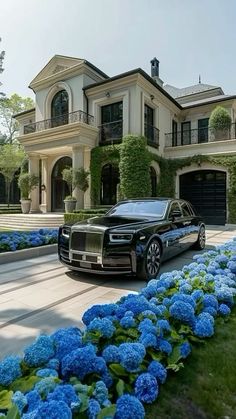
[51,90,69,127]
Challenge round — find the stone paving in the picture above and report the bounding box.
[0,225,236,358]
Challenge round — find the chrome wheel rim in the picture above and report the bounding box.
[146,242,160,276]
[199,227,206,248]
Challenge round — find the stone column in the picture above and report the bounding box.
[72,146,84,209]
[28,154,40,213]
[84,147,91,209]
[39,157,48,213]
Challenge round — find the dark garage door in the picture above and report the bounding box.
[179,170,226,225]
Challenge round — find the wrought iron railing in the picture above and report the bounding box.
[99,120,123,145]
[23,110,95,134]
[165,123,236,147]
[145,123,159,148]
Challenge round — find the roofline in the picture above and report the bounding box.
[13,108,35,118]
[175,86,224,100]
[83,68,182,109]
[84,60,109,79]
[183,95,236,109]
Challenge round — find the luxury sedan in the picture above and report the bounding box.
[58,198,205,280]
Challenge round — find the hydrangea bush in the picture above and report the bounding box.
[0,229,58,252]
[0,238,236,418]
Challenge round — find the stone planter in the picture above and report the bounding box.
[20,199,31,214]
[64,199,77,213]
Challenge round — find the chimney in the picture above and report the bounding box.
[150,57,163,87]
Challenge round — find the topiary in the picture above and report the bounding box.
[119,135,151,199]
[209,106,232,131]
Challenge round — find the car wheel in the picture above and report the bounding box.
[137,239,161,281]
[193,225,206,250]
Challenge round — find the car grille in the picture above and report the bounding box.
[71,231,103,254]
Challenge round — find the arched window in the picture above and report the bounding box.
[150,167,157,197]
[51,90,69,127]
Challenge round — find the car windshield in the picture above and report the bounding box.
[107,200,168,218]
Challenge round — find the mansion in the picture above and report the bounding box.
[13,55,236,225]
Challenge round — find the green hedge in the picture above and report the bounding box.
[73,208,109,214]
[64,212,103,224]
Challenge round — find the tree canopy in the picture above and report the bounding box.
[0,144,25,205]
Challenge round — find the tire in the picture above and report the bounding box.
[193,225,206,250]
[137,239,161,281]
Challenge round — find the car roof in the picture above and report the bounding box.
[117,198,172,203]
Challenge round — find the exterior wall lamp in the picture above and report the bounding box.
[150,94,154,101]
[105,92,110,98]
[41,184,46,191]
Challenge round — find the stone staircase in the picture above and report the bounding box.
[0,214,64,231]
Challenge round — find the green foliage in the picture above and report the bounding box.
[0,144,25,206]
[62,167,73,195]
[6,404,20,419]
[119,135,151,198]
[18,172,39,199]
[0,93,34,144]
[0,389,13,409]
[97,405,116,419]
[209,105,232,131]
[64,212,102,224]
[74,167,90,192]
[10,376,40,393]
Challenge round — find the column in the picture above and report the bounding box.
[72,146,84,209]
[39,157,48,213]
[84,147,91,209]
[28,154,40,213]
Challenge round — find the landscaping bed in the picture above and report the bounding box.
[0,229,58,253]
[0,239,236,418]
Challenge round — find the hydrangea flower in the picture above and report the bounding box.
[138,319,157,335]
[93,381,109,405]
[148,361,167,383]
[169,301,196,326]
[34,377,57,398]
[12,391,27,414]
[120,314,136,329]
[0,355,22,386]
[218,303,231,316]
[180,342,191,358]
[194,317,214,338]
[36,368,58,378]
[157,319,171,332]
[36,400,72,419]
[139,332,157,348]
[87,317,115,338]
[51,327,82,361]
[26,390,41,413]
[115,394,145,419]
[46,358,60,370]
[87,398,101,419]
[102,345,120,364]
[24,335,55,367]
[158,339,172,355]
[47,384,79,407]
[134,373,159,403]
[82,304,118,325]
[119,343,146,372]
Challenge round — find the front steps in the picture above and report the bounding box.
[0,213,64,231]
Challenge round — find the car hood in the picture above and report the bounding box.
[72,215,161,232]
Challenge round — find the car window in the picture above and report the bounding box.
[168,202,182,219]
[180,202,192,217]
[107,200,168,217]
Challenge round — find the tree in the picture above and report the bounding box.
[0,37,5,97]
[0,94,34,144]
[0,144,25,206]
[209,106,232,131]
[119,135,151,199]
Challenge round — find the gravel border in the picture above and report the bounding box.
[0,244,58,264]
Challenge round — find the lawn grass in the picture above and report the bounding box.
[146,308,236,419]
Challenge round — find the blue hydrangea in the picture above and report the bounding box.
[158,339,172,355]
[46,358,60,370]
[191,289,204,301]
[61,344,107,380]
[169,301,196,326]
[147,361,167,384]
[139,333,157,348]
[50,327,82,361]
[102,345,120,364]
[120,315,136,329]
[26,390,41,413]
[134,373,159,403]
[82,304,118,325]
[162,297,171,307]
[170,293,196,309]
[36,368,58,378]
[138,319,156,335]
[119,343,146,372]
[202,306,217,317]
[34,377,57,398]
[180,342,191,358]
[215,254,229,265]
[157,319,171,332]
[100,369,113,388]
[24,335,55,367]
[227,260,236,273]
[116,295,152,318]
[88,398,101,419]
[203,294,219,310]
[36,400,72,419]
[12,391,27,414]
[215,288,234,307]
[194,316,214,338]
[87,317,115,338]
[93,381,109,406]
[47,384,79,407]
[115,394,145,419]
[0,355,21,386]
[139,310,157,321]
[218,303,231,316]
[179,284,193,294]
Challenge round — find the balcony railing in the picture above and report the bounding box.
[145,123,159,148]
[165,123,236,147]
[99,120,123,146]
[23,110,95,135]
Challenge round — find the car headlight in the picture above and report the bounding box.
[109,232,133,243]
[62,227,71,238]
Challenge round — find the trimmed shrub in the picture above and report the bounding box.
[209,106,232,131]
[119,135,151,199]
[64,212,102,224]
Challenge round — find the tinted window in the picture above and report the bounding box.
[107,200,168,217]
[180,202,192,217]
[168,202,182,218]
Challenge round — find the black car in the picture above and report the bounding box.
[58,198,205,280]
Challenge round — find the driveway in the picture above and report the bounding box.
[0,225,235,358]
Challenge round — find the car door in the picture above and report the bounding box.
[163,201,185,258]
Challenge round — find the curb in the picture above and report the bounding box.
[0,244,58,265]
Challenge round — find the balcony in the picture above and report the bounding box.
[165,123,236,147]
[144,123,159,148]
[23,110,94,134]
[99,120,123,146]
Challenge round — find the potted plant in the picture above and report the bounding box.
[209,106,232,140]
[18,172,39,213]
[62,167,90,213]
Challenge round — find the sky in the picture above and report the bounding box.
[1,0,236,99]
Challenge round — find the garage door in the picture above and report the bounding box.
[179,170,226,225]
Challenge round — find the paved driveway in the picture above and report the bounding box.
[0,225,235,358]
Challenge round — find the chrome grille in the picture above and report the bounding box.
[71,231,103,253]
